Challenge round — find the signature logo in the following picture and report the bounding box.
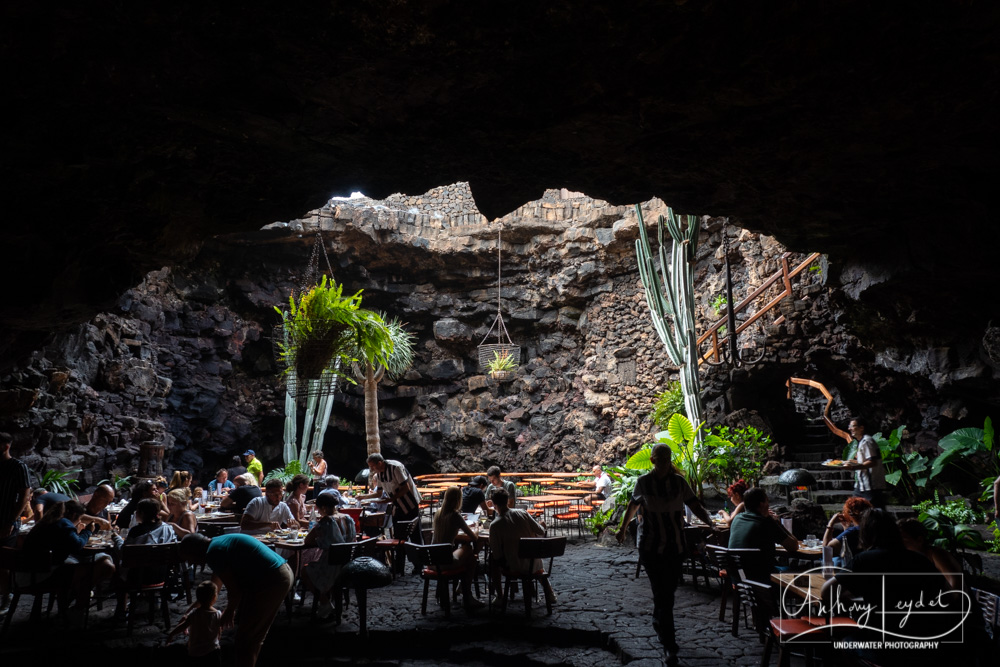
[776,566,972,645]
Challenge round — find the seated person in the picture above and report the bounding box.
[83,484,115,527]
[822,496,871,568]
[432,486,483,611]
[485,466,517,509]
[21,499,115,615]
[727,487,798,583]
[302,492,356,619]
[208,468,234,495]
[318,474,348,507]
[240,478,298,533]
[285,474,310,523]
[165,489,198,537]
[488,489,554,606]
[31,487,71,521]
[460,476,490,515]
[718,479,748,526]
[898,518,964,590]
[220,473,262,514]
[115,479,155,529]
[125,498,178,545]
[585,464,613,504]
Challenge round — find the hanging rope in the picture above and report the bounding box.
[297,231,336,298]
[477,224,519,372]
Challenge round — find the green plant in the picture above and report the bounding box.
[988,520,1000,554]
[710,294,728,315]
[486,350,517,374]
[629,413,730,500]
[263,460,304,485]
[41,468,81,498]
[275,275,387,381]
[523,483,543,497]
[916,493,988,553]
[711,425,773,487]
[913,491,985,525]
[808,263,822,275]
[98,473,134,492]
[585,507,614,536]
[649,382,686,429]
[929,417,997,487]
[635,204,705,442]
[718,325,728,338]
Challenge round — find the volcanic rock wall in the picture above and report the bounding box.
[1,185,992,488]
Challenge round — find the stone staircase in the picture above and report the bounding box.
[783,416,856,513]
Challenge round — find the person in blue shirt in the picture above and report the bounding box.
[179,532,293,667]
[208,468,235,495]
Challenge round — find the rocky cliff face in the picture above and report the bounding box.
[1,185,995,487]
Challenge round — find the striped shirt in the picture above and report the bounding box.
[0,456,31,527]
[373,460,421,516]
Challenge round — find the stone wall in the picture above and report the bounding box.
[2,184,987,489]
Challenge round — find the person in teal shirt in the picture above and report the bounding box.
[180,532,293,666]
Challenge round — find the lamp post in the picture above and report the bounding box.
[705,219,766,369]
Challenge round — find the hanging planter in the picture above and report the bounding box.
[477,225,520,382]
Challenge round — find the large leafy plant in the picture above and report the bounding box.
[263,460,304,486]
[710,424,772,487]
[648,382,686,429]
[930,417,996,489]
[916,495,988,553]
[41,468,81,498]
[624,413,729,500]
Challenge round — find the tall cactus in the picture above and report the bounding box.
[634,204,704,439]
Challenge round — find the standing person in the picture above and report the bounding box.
[178,532,294,667]
[485,465,517,509]
[585,464,613,504]
[208,469,234,495]
[1,432,32,614]
[167,580,223,665]
[847,417,887,509]
[488,489,553,606]
[359,453,422,543]
[460,476,490,514]
[243,450,263,485]
[220,473,262,515]
[240,478,298,533]
[615,443,716,667]
[306,450,327,479]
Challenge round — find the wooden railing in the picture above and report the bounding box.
[697,252,821,365]
[786,377,852,443]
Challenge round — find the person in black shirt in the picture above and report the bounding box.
[221,474,262,514]
[461,476,489,514]
[32,488,72,521]
[115,479,155,530]
[1,432,31,613]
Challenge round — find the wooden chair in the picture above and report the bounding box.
[405,542,466,618]
[721,547,761,637]
[120,542,177,635]
[704,544,732,622]
[376,517,418,577]
[0,547,61,635]
[499,536,566,617]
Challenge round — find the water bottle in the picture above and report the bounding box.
[308,506,317,531]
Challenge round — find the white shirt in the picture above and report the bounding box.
[594,472,613,497]
[243,496,294,530]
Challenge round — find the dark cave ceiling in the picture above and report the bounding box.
[2,1,998,365]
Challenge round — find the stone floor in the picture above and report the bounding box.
[0,538,775,666]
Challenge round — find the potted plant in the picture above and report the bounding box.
[274,276,366,380]
[487,349,517,380]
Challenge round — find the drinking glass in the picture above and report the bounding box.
[805,534,818,548]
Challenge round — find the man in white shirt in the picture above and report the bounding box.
[585,464,613,504]
[847,417,887,509]
[240,479,298,533]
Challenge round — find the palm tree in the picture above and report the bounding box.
[349,316,416,455]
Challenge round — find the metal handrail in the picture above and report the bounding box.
[696,252,821,365]
[785,377,851,443]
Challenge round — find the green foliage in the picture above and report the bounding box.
[274,276,391,381]
[915,492,988,552]
[808,263,822,275]
[522,483,543,497]
[872,425,931,500]
[585,507,614,536]
[658,413,730,500]
[41,468,81,498]
[649,382,686,429]
[710,294,728,314]
[913,491,986,525]
[263,460,304,486]
[486,350,517,373]
[711,425,773,486]
[98,473,134,492]
[929,418,998,489]
[988,520,1000,555]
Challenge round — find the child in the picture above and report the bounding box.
[167,580,222,664]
